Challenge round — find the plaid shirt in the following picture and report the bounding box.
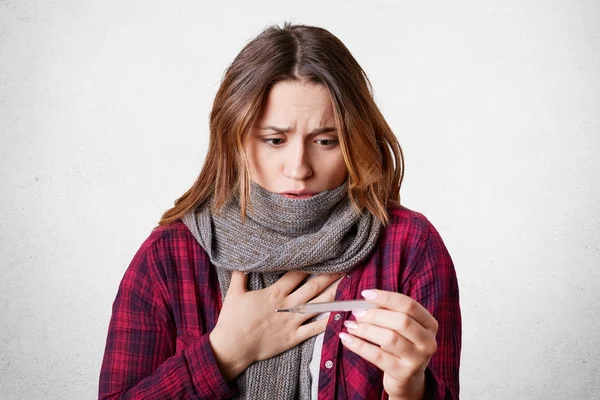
[99,206,461,399]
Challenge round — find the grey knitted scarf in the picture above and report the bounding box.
[181,181,382,400]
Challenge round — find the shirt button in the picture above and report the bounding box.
[325,360,333,369]
[333,313,341,321]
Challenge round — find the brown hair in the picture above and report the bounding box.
[158,22,404,227]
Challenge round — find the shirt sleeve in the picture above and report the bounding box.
[405,219,462,400]
[98,238,237,399]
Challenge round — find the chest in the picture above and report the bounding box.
[170,240,404,399]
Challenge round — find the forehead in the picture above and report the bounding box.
[257,81,335,123]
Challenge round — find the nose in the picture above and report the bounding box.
[283,141,312,180]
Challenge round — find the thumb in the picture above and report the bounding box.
[228,270,248,295]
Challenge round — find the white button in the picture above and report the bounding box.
[333,313,341,321]
[325,360,333,369]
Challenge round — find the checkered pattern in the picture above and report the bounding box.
[98,206,461,399]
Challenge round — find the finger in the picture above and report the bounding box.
[272,270,309,295]
[306,278,340,304]
[228,270,248,295]
[338,332,406,379]
[352,309,433,347]
[294,276,341,324]
[293,282,337,325]
[343,320,418,359]
[360,289,438,332]
[295,281,338,324]
[287,273,343,306]
[295,315,328,343]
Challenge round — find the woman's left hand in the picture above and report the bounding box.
[338,289,438,400]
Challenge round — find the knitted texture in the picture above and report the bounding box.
[181,181,382,399]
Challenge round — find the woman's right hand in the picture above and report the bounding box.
[209,270,342,381]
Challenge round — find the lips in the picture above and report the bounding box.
[280,191,316,199]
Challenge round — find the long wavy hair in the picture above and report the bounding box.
[158,22,404,227]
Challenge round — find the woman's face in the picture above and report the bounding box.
[244,81,347,199]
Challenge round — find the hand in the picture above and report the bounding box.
[338,289,438,400]
[209,270,342,381]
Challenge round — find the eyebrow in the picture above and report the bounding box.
[258,125,337,134]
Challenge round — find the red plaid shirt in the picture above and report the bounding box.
[99,206,461,399]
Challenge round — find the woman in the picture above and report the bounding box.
[99,23,461,400]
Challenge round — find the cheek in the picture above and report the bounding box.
[244,142,260,177]
[336,162,348,180]
[246,143,277,179]
[326,153,348,182]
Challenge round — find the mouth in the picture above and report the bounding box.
[279,191,317,200]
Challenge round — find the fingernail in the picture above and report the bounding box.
[361,289,377,300]
[352,309,367,318]
[344,320,358,330]
[339,332,353,343]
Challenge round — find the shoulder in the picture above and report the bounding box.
[129,220,209,279]
[129,220,207,269]
[387,204,432,229]
[384,204,441,243]
[381,204,451,262]
[121,220,211,300]
[141,220,199,250]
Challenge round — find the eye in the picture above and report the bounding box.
[262,138,285,146]
[315,139,339,147]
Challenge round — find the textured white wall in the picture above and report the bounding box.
[1,1,599,399]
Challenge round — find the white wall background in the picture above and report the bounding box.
[1,0,599,398]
